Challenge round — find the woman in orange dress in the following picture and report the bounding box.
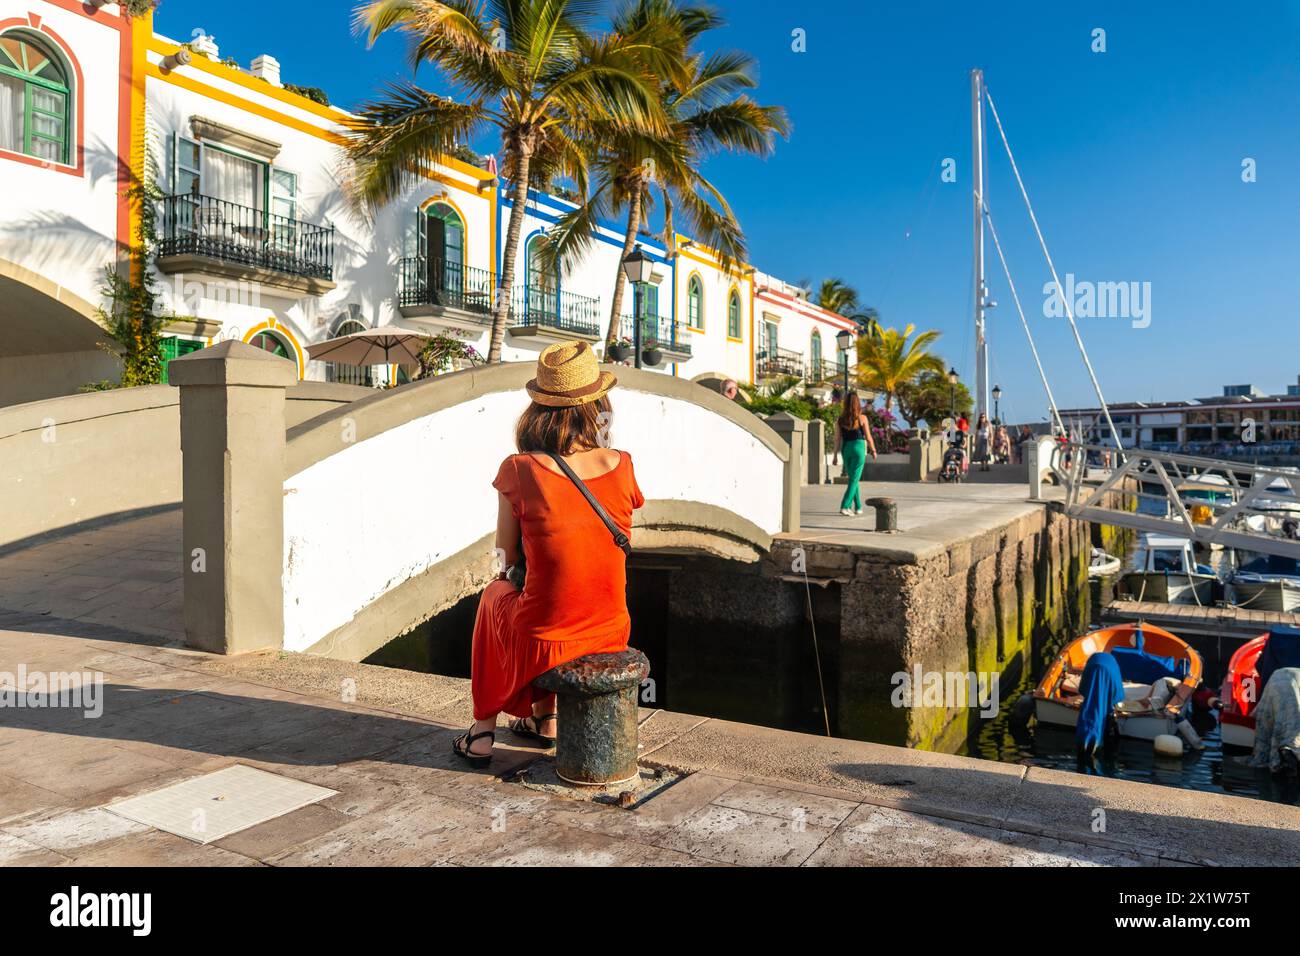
[454,341,645,766]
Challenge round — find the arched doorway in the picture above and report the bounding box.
[424,202,465,306]
[523,234,559,322]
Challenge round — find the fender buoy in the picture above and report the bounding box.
[1011,693,1035,726]
[1154,734,1183,758]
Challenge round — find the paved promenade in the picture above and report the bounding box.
[789,472,1063,559]
[2,605,1299,866]
[2,486,1299,866]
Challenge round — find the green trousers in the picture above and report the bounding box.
[840,439,867,510]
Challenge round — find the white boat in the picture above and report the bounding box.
[1089,548,1121,578]
[1229,554,1300,612]
[1120,533,1216,605]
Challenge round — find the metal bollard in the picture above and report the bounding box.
[532,649,650,787]
[865,496,898,532]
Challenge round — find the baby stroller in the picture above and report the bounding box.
[938,439,966,483]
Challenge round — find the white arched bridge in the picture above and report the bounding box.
[168,343,799,662]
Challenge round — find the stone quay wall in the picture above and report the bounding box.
[767,502,1093,751]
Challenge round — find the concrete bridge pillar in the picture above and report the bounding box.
[805,419,827,485]
[765,412,806,532]
[170,341,296,654]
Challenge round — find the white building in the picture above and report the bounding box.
[0,3,860,407]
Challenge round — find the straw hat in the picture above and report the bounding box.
[525,341,617,408]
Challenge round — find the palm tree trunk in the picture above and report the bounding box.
[605,186,642,350]
[489,145,532,364]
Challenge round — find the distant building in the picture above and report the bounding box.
[1057,378,1300,460]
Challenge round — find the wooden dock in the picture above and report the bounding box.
[1102,598,1300,641]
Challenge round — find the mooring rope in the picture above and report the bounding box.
[799,547,833,737]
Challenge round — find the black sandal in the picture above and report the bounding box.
[510,713,557,747]
[452,726,495,768]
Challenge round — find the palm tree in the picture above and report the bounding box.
[815,278,880,339]
[815,278,858,315]
[537,0,789,349]
[344,0,671,362]
[854,323,945,412]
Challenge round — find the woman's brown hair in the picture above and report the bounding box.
[516,395,613,455]
[838,391,861,429]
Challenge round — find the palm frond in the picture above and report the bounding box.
[342,82,486,209]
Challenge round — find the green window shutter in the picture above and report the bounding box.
[160,336,204,384]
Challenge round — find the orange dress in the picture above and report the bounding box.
[470,451,644,720]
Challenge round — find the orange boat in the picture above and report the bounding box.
[1219,633,1268,749]
[1033,623,1202,740]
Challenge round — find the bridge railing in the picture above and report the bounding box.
[1052,441,1300,559]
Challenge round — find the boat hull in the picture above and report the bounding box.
[1230,579,1300,613]
[1034,697,1182,741]
[1121,571,1214,606]
[1220,715,1255,749]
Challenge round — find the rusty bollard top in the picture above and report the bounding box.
[533,649,649,699]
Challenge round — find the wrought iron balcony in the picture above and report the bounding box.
[510,286,602,339]
[158,193,334,282]
[807,358,844,384]
[756,346,805,380]
[618,314,692,358]
[398,255,494,323]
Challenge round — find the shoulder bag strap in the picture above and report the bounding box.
[545,452,632,555]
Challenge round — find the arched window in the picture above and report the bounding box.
[249,330,292,360]
[687,275,703,330]
[0,32,71,163]
[727,289,742,339]
[523,234,560,323]
[525,234,557,293]
[810,330,823,373]
[325,318,374,388]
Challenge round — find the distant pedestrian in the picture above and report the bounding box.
[836,392,877,516]
[994,425,1011,464]
[972,413,992,472]
[721,378,740,401]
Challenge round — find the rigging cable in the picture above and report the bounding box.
[979,196,1065,435]
[983,86,1125,454]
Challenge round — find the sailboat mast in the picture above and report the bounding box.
[971,68,988,422]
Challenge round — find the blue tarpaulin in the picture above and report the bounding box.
[1077,652,1124,748]
[1109,626,1188,684]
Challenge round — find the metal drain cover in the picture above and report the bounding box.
[104,765,337,845]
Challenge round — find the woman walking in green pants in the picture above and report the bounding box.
[835,392,877,515]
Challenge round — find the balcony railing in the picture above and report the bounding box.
[159,193,334,281]
[618,314,692,356]
[756,346,806,379]
[807,358,846,384]
[510,286,601,337]
[398,255,494,322]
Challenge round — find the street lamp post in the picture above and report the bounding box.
[992,384,1002,426]
[836,329,853,397]
[621,248,654,370]
[947,366,959,421]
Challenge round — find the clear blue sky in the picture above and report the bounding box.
[154,1,1300,422]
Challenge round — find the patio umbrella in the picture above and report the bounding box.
[305,327,431,369]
